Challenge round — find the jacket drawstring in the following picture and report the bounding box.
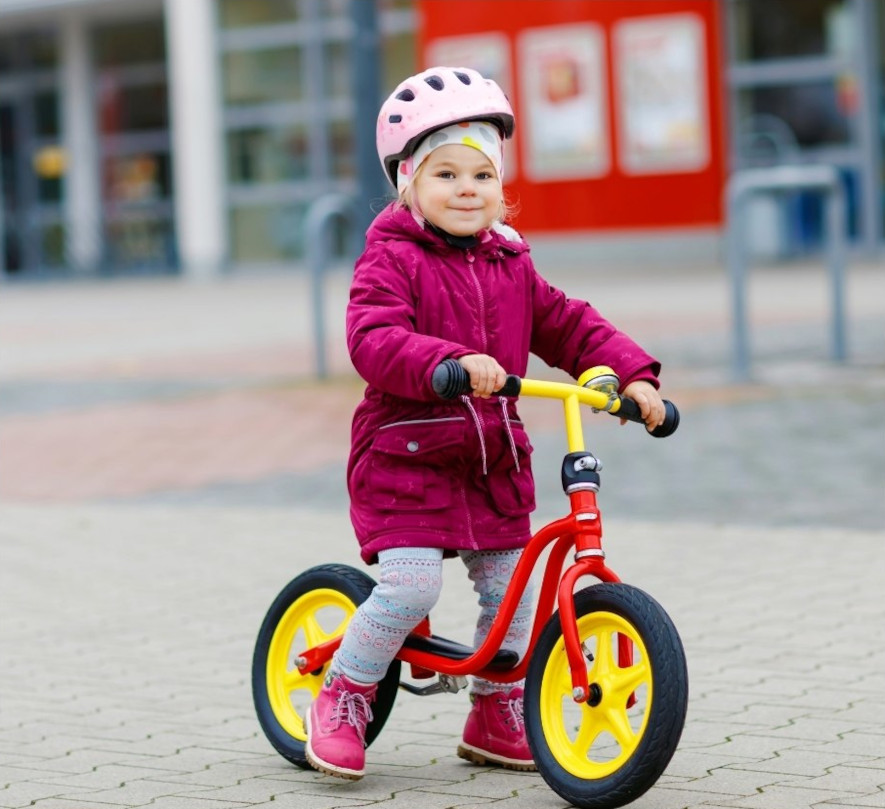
[460,395,488,476]
[460,395,521,476]
[499,396,521,473]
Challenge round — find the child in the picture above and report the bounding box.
[306,66,666,780]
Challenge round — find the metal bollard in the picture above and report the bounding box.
[304,193,356,379]
[725,164,847,381]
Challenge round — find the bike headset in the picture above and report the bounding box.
[376,66,515,191]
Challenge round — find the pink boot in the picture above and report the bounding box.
[306,672,377,780]
[457,687,536,771]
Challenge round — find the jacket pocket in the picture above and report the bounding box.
[484,422,535,517]
[368,417,466,512]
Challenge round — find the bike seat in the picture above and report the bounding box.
[401,633,520,671]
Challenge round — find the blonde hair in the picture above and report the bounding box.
[396,160,518,226]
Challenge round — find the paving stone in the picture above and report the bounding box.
[719,784,860,808]
[795,763,885,793]
[0,781,100,809]
[730,749,877,777]
[1,262,884,809]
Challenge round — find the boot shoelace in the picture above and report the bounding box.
[332,690,375,743]
[499,694,525,732]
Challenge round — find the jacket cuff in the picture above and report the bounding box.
[619,364,661,391]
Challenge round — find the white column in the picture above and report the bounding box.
[164,0,226,280]
[60,12,102,273]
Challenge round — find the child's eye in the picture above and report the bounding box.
[437,170,455,179]
[476,172,493,181]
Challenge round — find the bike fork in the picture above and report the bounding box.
[558,488,635,705]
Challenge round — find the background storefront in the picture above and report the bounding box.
[420,0,728,235]
[0,0,882,279]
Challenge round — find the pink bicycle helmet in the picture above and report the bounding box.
[376,66,515,188]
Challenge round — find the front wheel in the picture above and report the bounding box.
[525,583,688,809]
[252,564,401,768]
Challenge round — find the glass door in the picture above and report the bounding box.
[0,29,65,276]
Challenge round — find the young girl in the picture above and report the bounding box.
[306,66,666,780]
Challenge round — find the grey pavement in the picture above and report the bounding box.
[1,255,884,808]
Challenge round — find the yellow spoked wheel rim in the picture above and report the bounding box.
[265,588,356,739]
[539,610,653,780]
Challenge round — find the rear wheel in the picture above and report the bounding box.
[524,583,687,809]
[252,564,401,768]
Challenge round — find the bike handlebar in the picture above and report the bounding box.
[431,359,680,438]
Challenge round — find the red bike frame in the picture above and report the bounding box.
[295,375,643,705]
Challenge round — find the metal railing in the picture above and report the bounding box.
[725,164,848,381]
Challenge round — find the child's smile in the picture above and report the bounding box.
[413,144,502,237]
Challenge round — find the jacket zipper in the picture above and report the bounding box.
[462,247,484,545]
[465,248,488,352]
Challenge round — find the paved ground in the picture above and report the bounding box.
[1,255,883,808]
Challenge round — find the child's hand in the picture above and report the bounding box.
[458,354,507,398]
[620,380,666,431]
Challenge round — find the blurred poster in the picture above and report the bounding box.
[517,24,609,181]
[426,32,510,90]
[614,14,709,174]
[426,33,517,180]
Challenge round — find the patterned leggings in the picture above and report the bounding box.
[332,547,533,695]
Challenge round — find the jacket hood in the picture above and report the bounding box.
[366,202,530,257]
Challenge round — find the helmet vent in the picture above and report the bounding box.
[388,114,402,123]
[424,75,444,91]
[454,71,471,85]
[396,89,415,102]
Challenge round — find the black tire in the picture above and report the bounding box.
[524,583,688,809]
[252,564,401,768]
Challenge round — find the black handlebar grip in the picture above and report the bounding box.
[614,397,680,438]
[431,359,471,399]
[431,359,522,399]
[497,375,522,397]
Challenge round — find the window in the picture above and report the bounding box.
[218,0,301,29]
[227,125,310,183]
[223,46,304,105]
[323,40,351,99]
[727,0,878,250]
[98,81,169,133]
[92,18,173,273]
[34,89,59,137]
[93,19,165,67]
[736,80,852,148]
[731,0,853,61]
[328,119,354,179]
[218,0,416,265]
[229,202,305,262]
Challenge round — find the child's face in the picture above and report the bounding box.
[412,145,502,237]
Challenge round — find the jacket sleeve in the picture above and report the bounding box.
[528,268,661,389]
[347,243,472,400]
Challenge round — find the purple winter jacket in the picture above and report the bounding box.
[346,202,660,564]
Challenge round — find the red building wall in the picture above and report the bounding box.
[418,0,727,234]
